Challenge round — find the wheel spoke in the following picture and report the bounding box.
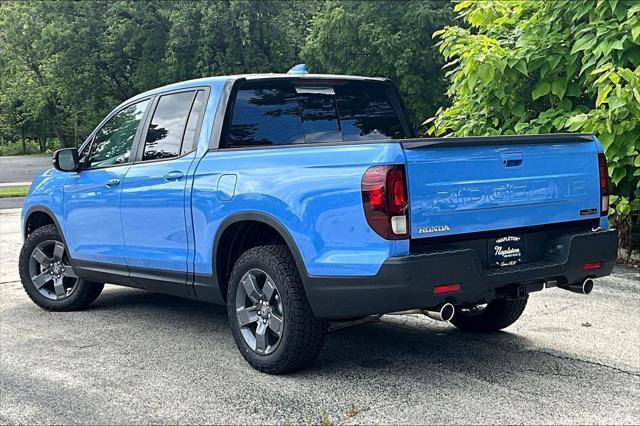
[32,271,51,289]
[53,277,66,298]
[268,312,283,336]
[31,248,51,266]
[255,322,268,353]
[62,267,77,279]
[241,273,262,303]
[262,278,277,301]
[236,306,258,327]
[53,242,65,260]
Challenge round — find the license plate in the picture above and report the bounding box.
[488,235,526,267]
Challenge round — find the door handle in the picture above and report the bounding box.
[164,171,184,181]
[105,178,121,187]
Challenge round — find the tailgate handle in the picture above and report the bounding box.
[501,153,523,168]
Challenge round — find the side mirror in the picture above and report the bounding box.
[53,148,80,172]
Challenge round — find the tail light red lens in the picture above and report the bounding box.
[361,165,409,239]
[598,153,609,216]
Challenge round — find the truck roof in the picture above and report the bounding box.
[127,73,388,105]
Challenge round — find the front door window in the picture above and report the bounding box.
[86,100,149,168]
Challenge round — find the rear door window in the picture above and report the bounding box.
[142,91,195,161]
[181,90,207,155]
[225,80,405,148]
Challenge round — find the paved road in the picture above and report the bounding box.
[0,197,24,210]
[0,154,51,184]
[1,209,639,424]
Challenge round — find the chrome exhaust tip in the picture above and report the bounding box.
[423,303,455,322]
[560,278,594,295]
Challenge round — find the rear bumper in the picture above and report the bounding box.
[304,229,618,320]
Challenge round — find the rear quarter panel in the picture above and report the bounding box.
[191,143,408,277]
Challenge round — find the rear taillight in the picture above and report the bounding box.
[361,165,409,239]
[598,153,609,216]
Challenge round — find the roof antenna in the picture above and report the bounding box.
[287,64,308,75]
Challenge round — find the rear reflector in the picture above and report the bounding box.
[583,261,601,271]
[433,283,461,295]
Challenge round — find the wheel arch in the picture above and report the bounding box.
[213,211,309,301]
[24,206,65,243]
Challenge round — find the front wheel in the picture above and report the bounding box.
[227,244,327,374]
[19,224,104,311]
[451,297,528,332]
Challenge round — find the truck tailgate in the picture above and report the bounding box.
[402,135,601,239]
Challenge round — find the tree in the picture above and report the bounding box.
[302,0,454,124]
[0,0,318,152]
[427,0,640,219]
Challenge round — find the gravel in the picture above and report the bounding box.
[1,209,639,424]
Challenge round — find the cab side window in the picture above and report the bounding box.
[142,91,196,161]
[86,100,149,168]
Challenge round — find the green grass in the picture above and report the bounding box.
[0,185,29,198]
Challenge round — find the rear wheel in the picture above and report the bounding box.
[19,225,104,311]
[227,244,327,374]
[451,297,528,332]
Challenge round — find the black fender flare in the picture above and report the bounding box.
[23,205,66,244]
[213,211,309,279]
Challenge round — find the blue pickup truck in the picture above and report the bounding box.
[19,66,618,373]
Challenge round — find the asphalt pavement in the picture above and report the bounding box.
[0,154,51,184]
[0,197,24,210]
[0,154,51,210]
[1,209,639,424]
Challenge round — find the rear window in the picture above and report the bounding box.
[225,80,406,148]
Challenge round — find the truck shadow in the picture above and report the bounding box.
[88,287,599,382]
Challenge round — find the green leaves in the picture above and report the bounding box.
[608,96,625,110]
[571,34,597,55]
[596,84,613,106]
[551,80,567,98]
[477,62,495,83]
[532,82,550,100]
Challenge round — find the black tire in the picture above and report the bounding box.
[451,297,528,332]
[227,244,327,374]
[19,224,104,311]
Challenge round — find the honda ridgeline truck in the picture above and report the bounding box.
[20,66,618,374]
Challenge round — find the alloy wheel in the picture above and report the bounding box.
[235,268,284,355]
[28,240,79,300]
